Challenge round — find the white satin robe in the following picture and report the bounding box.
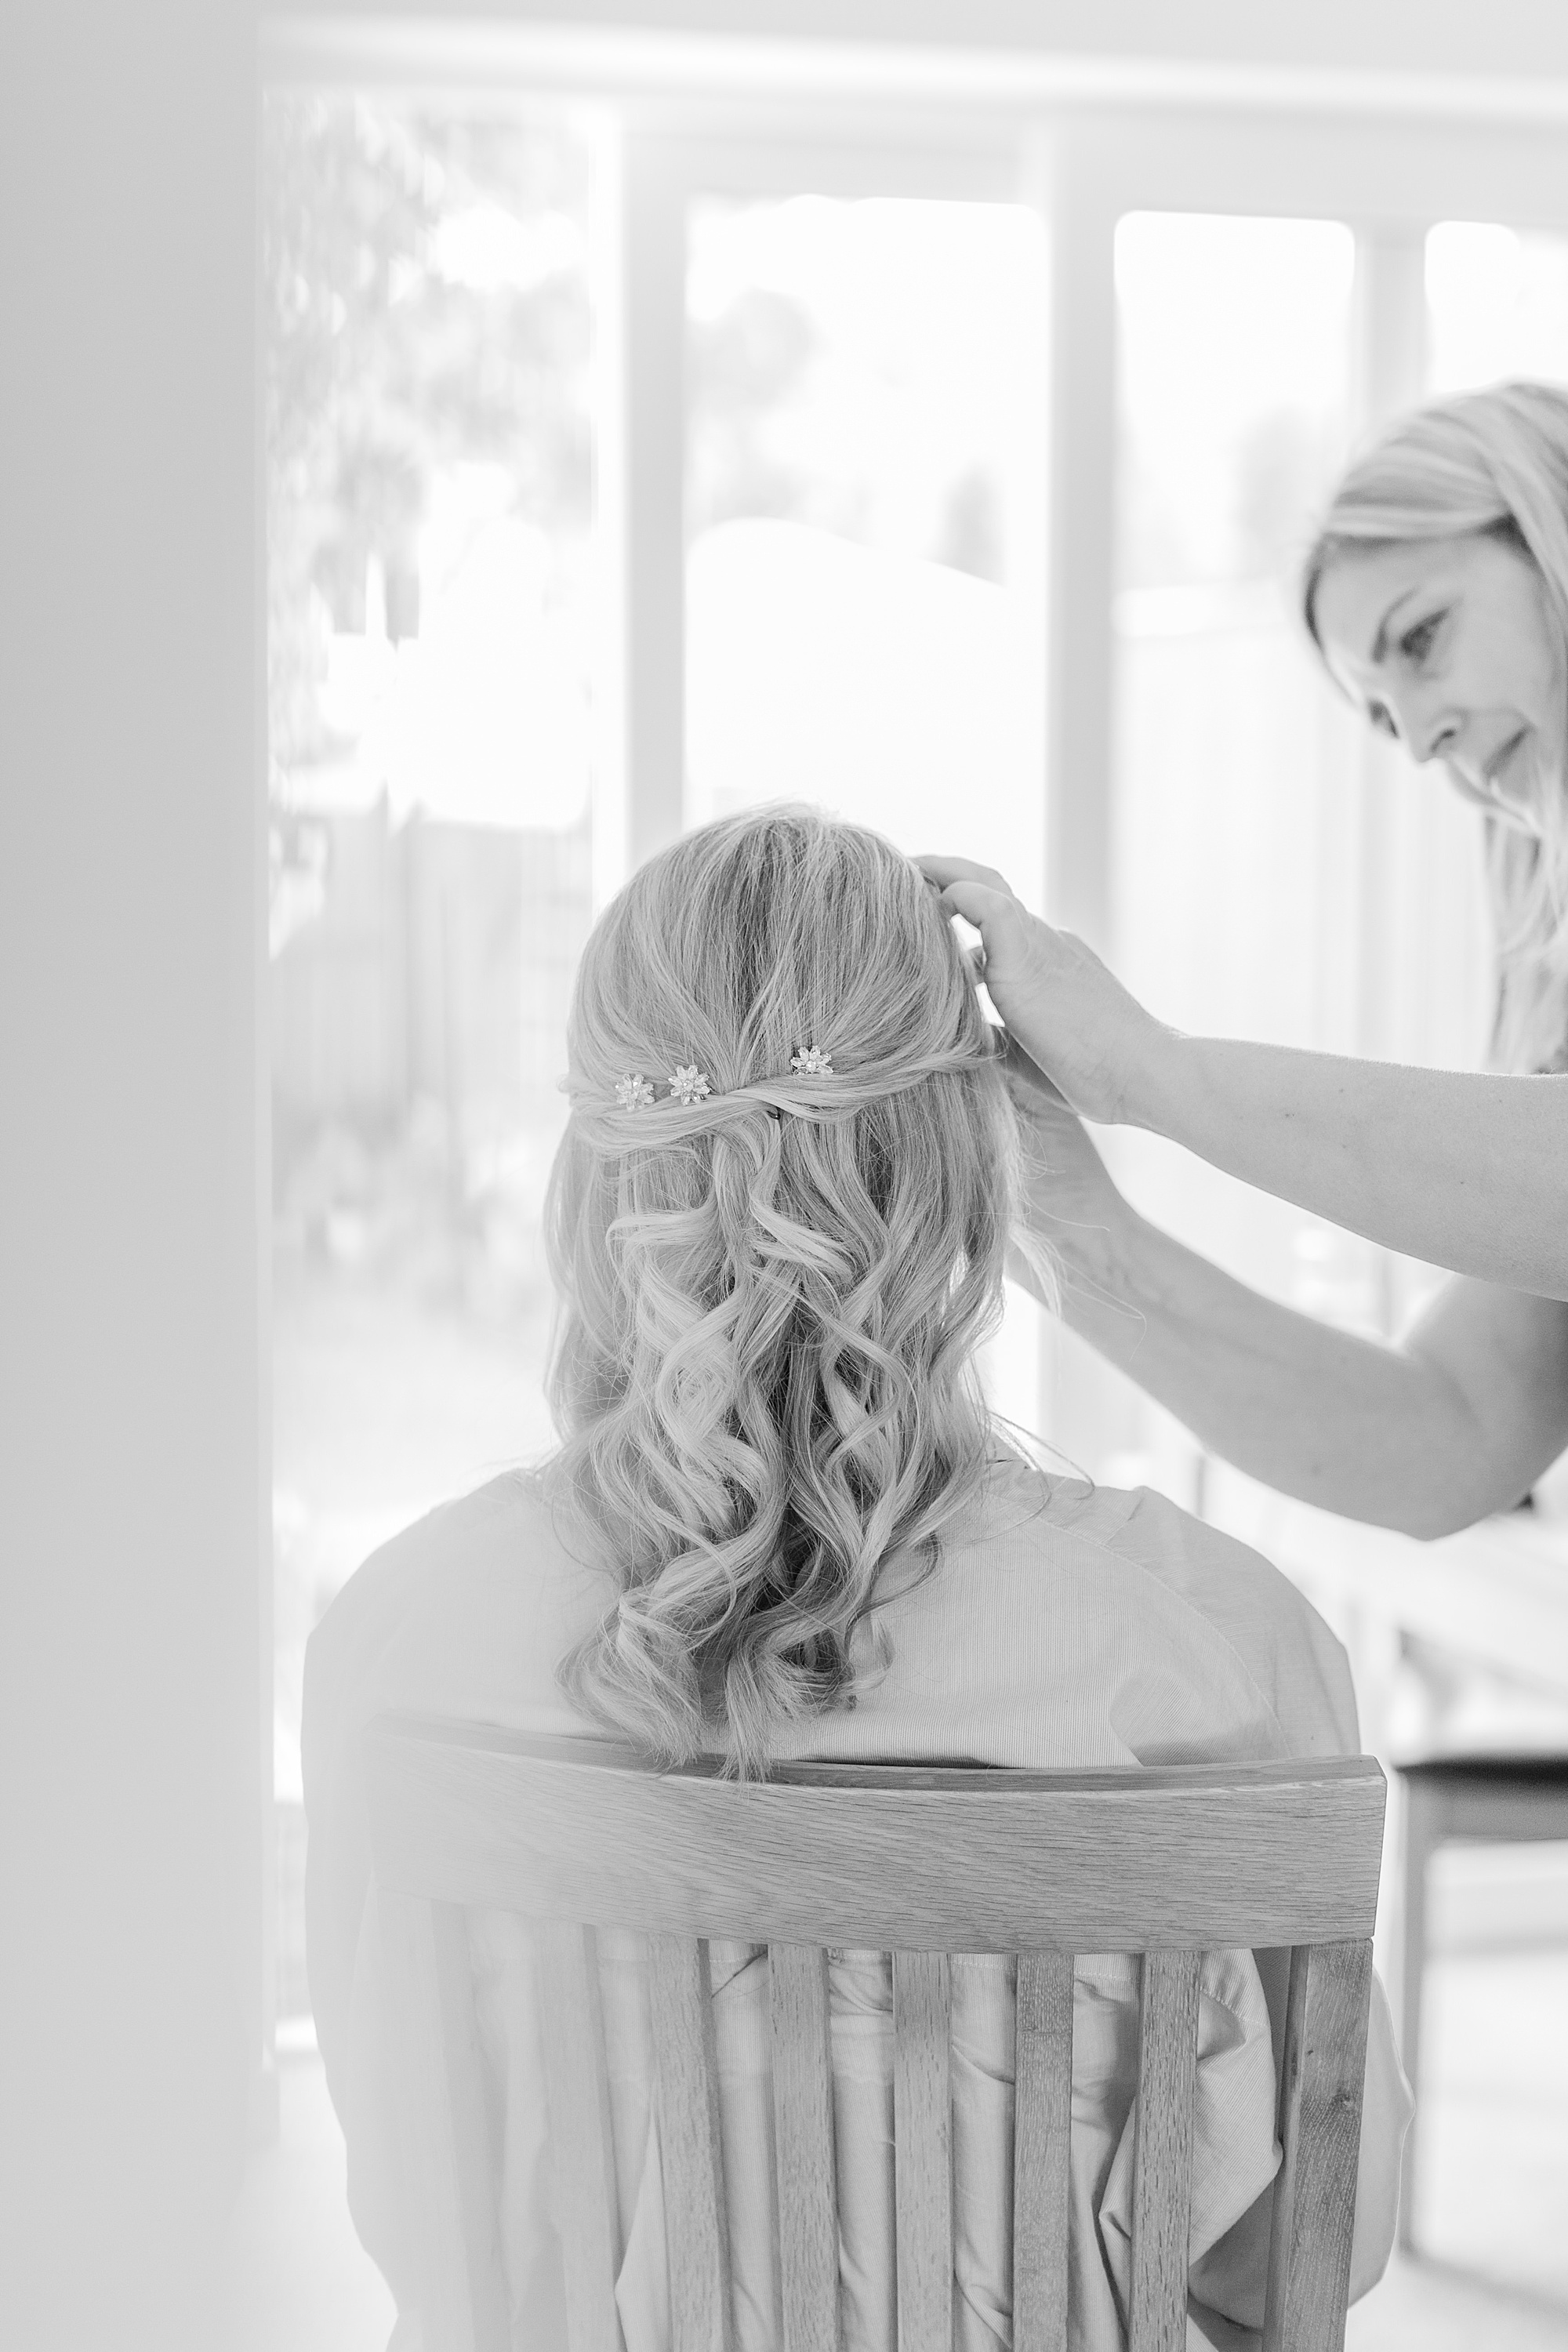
[303,1459,1410,2352]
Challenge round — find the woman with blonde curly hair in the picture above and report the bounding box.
[304,807,1406,2350]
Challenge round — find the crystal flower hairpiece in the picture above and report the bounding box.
[609,1047,833,1108]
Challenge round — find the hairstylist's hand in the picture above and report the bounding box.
[918,855,1171,1126]
[998,1033,1140,1316]
[1000,1035,1127,1232]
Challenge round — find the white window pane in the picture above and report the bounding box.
[1427,223,1568,395]
[1111,213,1367,1344]
[684,193,1047,903]
[1114,211,1357,1047]
[263,98,597,1898]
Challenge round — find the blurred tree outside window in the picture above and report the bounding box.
[263,94,598,2020]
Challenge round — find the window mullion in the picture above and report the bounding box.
[1040,125,1120,956]
[597,125,690,891]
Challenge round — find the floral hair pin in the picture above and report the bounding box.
[612,1064,714,1109]
[608,1047,832,1110]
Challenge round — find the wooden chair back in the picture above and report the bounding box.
[365,1716,1386,2352]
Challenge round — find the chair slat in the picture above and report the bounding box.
[1012,1951,1073,2352]
[377,1886,511,2352]
[893,1951,953,2352]
[769,1944,842,2352]
[536,1920,625,2352]
[648,1933,734,2352]
[1128,1947,1201,2352]
[1262,1939,1374,2352]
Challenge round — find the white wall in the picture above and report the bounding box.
[1,5,262,2345]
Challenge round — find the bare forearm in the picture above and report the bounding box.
[924,862,1568,1298]
[1048,1207,1505,1535]
[1138,1040,1568,1299]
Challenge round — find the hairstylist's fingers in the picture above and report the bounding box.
[918,860,1158,1123]
[914,853,1017,898]
[930,875,1029,939]
[927,885,1153,1124]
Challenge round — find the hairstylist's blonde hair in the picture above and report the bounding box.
[1302,382,1568,1073]
[543,806,1047,1775]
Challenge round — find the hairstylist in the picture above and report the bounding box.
[924,381,1568,1541]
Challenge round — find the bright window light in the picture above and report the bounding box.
[1426,220,1568,394]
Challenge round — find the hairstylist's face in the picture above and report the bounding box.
[1314,531,1566,835]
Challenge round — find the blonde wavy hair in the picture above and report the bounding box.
[1302,381,1568,1073]
[541,807,1049,1775]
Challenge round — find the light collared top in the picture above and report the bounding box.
[303,1455,1410,2352]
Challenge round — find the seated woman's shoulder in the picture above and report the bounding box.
[418,1465,554,1551]
[352,1468,558,1589]
[980,1454,1160,1549]
[305,1466,609,1740]
[309,1468,597,1674]
[1102,1482,1363,1755]
[979,1468,1359,1751]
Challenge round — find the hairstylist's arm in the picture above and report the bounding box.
[923,855,1568,1301]
[1006,1061,1568,1535]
